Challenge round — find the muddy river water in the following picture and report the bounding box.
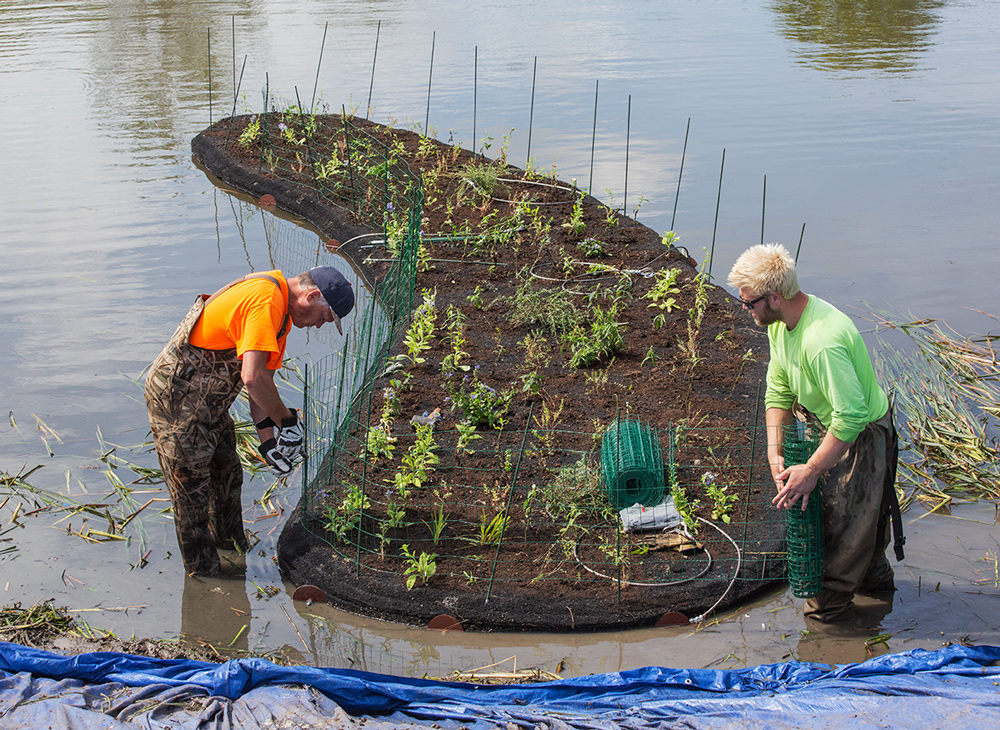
[1,0,999,676]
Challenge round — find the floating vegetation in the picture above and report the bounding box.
[436,656,564,685]
[872,307,1000,507]
[0,600,101,646]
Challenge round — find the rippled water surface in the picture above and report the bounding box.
[1,0,999,674]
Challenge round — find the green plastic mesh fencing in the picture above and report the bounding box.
[782,421,825,598]
[600,417,666,509]
[234,110,425,518]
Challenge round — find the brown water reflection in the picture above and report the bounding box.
[772,0,945,73]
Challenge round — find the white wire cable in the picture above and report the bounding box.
[572,527,713,588]
[689,516,743,624]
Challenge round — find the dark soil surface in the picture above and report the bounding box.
[192,113,783,632]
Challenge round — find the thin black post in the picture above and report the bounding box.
[624,94,631,217]
[795,223,806,264]
[224,55,247,149]
[424,31,436,136]
[670,117,691,232]
[739,381,762,568]
[303,362,309,514]
[708,148,726,280]
[760,175,766,245]
[526,56,537,166]
[367,19,381,118]
[259,74,269,173]
[473,46,478,153]
[207,29,213,125]
[295,86,318,186]
[311,21,329,113]
[589,79,599,194]
[341,105,358,216]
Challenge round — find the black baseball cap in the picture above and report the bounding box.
[310,266,354,334]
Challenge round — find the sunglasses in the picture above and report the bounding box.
[740,294,767,309]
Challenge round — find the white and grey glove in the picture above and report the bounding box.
[276,409,304,463]
[258,438,294,477]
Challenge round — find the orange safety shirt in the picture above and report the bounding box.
[189,271,290,370]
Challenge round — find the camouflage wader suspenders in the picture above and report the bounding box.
[145,274,290,575]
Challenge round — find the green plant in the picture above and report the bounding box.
[278,122,304,145]
[576,238,608,258]
[366,424,396,460]
[563,298,625,368]
[314,150,342,180]
[424,503,448,545]
[376,502,407,557]
[499,269,582,336]
[468,510,508,546]
[238,116,261,148]
[521,485,540,523]
[602,189,622,227]
[443,371,515,429]
[400,544,437,589]
[397,289,437,366]
[542,455,609,520]
[441,305,471,374]
[517,333,552,395]
[467,285,486,310]
[680,255,710,371]
[323,484,371,542]
[641,346,658,366]
[460,158,504,203]
[530,397,564,460]
[645,267,681,314]
[417,134,437,159]
[598,531,630,568]
[389,423,439,499]
[704,473,739,524]
[561,190,587,235]
[732,348,756,394]
[669,457,700,535]
[556,505,585,559]
[661,230,679,247]
[455,418,482,454]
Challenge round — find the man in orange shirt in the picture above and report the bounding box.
[145,266,354,576]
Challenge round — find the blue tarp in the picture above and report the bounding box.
[1,641,999,728]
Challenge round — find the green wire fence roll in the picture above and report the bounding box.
[783,422,825,598]
[600,417,666,510]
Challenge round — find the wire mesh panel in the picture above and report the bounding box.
[782,422,825,598]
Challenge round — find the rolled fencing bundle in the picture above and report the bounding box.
[600,417,666,510]
[782,421,824,598]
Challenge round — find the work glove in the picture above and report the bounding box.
[258,438,294,478]
[276,408,305,463]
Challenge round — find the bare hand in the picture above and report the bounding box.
[771,463,819,511]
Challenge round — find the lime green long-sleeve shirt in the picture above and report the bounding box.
[765,295,888,443]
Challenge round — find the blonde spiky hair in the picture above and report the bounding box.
[727,243,799,299]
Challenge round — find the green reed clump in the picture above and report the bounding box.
[873,307,1000,506]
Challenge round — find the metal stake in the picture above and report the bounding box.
[367,19,381,118]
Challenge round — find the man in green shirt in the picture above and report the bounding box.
[728,243,903,622]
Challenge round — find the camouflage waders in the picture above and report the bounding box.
[795,406,903,622]
[146,296,250,576]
